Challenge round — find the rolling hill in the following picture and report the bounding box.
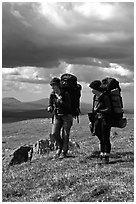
[2,97,133,123]
[2,97,46,111]
[2,97,91,113]
[2,97,52,123]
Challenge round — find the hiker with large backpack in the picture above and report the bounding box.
[88,78,127,164]
[48,74,82,159]
[48,77,73,159]
[89,80,112,164]
[60,73,82,121]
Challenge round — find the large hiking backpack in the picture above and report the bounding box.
[101,77,123,114]
[60,73,82,119]
[100,77,127,128]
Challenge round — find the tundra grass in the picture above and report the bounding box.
[2,114,134,202]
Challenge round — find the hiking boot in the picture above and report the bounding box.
[59,152,68,159]
[53,149,61,159]
[58,153,65,159]
[104,154,109,164]
[99,152,104,160]
[92,132,96,136]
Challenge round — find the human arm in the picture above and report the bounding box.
[57,92,71,111]
[97,94,112,114]
[48,93,54,113]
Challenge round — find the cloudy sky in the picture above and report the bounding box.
[2,2,134,109]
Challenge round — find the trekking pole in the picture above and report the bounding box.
[52,114,54,124]
[77,115,79,123]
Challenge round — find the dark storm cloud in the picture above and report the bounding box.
[2,2,134,69]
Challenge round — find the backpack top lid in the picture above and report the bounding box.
[101,77,121,91]
[60,73,77,89]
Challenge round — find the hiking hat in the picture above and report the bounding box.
[89,80,103,92]
[50,77,60,86]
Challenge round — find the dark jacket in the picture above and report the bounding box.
[48,90,71,116]
[93,93,112,121]
[93,93,112,137]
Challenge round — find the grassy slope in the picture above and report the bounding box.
[2,114,134,202]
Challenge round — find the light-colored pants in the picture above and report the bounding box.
[52,114,73,154]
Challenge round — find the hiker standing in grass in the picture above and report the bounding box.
[89,80,112,164]
[48,77,73,159]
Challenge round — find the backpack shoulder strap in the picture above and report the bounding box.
[92,95,96,112]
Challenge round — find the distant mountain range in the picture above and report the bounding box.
[2,97,50,123]
[2,97,47,111]
[2,97,92,113]
[2,97,134,123]
[2,97,92,123]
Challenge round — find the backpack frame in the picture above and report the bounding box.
[60,73,82,119]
